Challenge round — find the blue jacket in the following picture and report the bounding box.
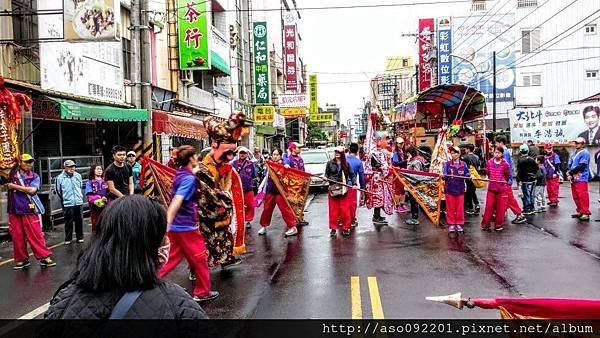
[55,171,84,207]
[347,154,365,189]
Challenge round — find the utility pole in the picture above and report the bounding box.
[141,0,153,154]
[492,51,497,132]
[131,0,142,138]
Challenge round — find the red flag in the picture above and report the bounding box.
[392,168,443,225]
[265,160,312,222]
[472,298,600,319]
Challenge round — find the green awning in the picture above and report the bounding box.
[211,51,231,75]
[255,124,276,135]
[50,97,148,122]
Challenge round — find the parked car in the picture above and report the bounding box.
[302,149,330,190]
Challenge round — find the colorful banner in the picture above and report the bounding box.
[452,14,516,102]
[266,160,312,222]
[284,24,298,91]
[62,0,121,41]
[254,106,275,123]
[509,103,599,144]
[309,113,333,123]
[393,168,443,225]
[281,107,307,118]
[279,94,307,108]
[177,0,211,70]
[309,74,318,114]
[437,17,452,85]
[253,22,270,104]
[418,18,434,91]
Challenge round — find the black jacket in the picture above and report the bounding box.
[516,155,538,183]
[325,160,353,185]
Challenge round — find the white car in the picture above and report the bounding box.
[301,149,330,189]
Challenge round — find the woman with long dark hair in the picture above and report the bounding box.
[85,164,107,233]
[45,195,207,319]
[325,146,354,237]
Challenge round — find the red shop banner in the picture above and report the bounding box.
[284,24,297,92]
[418,18,434,92]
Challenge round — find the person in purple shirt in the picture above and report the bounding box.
[85,164,108,233]
[284,141,308,226]
[442,146,470,233]
[346,143,365,227]
[232,147,257,229]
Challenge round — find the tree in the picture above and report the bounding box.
[306,121,328,146]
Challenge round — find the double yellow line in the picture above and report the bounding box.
[350,276,384,319]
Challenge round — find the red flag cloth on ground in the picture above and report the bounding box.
[472,298,600,319]
[265,160,312,223]
[392,168,443,225]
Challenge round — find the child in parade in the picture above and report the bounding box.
[325,147,354,237]
[481,147,511,231]
[535,155,547,213]
[405,147,425,225]
[85,164,108,233]
[442,146,470,233]
[544,143,561,207]
[462,144,481,215]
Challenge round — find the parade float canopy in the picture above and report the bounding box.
[397,84,487,124]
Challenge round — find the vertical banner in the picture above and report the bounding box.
[309,75,318,114]
[253,22,270,104]
[178,0,211,70]
[437,17,452,85]
[284,24,298,92]
[418,18,435,91]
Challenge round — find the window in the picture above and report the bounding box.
[586,70,598,79]
[585,24,597,35]
[122,38,132,80]
[470,1,486,11]
[378,83,393,94]
[517,0,538,8]
[11,0,38,45]
[522,73,541,86]
[522,29,540,53]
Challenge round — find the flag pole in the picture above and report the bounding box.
[309,173,373,194]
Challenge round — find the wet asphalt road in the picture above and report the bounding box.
[2,183,600,319]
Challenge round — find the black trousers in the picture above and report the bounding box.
[64,205,84,241]
[464,180,479,210]
[407,195,419,219]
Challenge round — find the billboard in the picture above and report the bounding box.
[418,18,434,91]
[284,24,298,92]
[509,104,600,144]
[279,94,307,108]
[437,17,452,85]
[452,14,516,102]
[63,0,121,41]
[178,0,211,70]
[309,75,318,114]
[253,22,270,104]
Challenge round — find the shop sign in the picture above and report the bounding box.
[309,113,333,123]
[437,17,452,85]
[280,107,307,118]
[309,74,318,114]
[253,22,270,104]
[254,106,275,122]
[178,0,211,70]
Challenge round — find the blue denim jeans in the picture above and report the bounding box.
[521,182,536,212]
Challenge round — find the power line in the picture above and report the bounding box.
[449,0,506,48]
[453,0,515,51]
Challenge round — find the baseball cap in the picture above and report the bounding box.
[519,144,529,153]
[63,160,76,167]
[20,153,34,162]
[396,137,404,144]
[127,151,136,157]
[574,137,586,144]
[334,146,345,153]
[544,142,553,149]
[288,142,304,150]
[236,146,249,153]
[448,146,460,153]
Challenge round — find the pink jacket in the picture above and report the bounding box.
[487,158,510,192]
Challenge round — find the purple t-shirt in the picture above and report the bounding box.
[170,172,198,232]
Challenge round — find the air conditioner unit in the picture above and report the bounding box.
[181,70,194,84]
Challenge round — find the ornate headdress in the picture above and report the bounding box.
[204,112,251,144]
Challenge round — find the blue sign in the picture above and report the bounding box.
[437,17,452,85]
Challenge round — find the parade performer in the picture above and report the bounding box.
[442,146,470,233]
[567,137,591,221]
[462,143,481,215]
[405,146,426,226]
[284,142,309,226]
[543,143,561,207]
[494,136,527,224]
[325,147,354,237]
[158,145,220,303]
[347,143,365,227]
[257,148,299,237]
[232,147,257,229]
[85,164,107,233]
[481,147,511,231]
[392,137,408,213]
[0,76,29,177]
[201,112,249,267]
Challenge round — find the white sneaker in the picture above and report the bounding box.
[284,226,298,237]
[258,227,267,235]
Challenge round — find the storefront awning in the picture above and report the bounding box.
[152,110,208,140]
[211,51,231,75]
[49,97,148,121]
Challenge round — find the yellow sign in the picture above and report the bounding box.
[385,56,414,72]
[253,106,275,122]
[280,107,307,118]
[309,113,333,123]
[309,74,318,114]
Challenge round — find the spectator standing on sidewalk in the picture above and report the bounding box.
[105,145,134,202]
[516,144,538,215]
[567,137,591,221]
[85,164,107,233]
[56,160,85,244]
[126,151,142,193]
[535,155,547,213]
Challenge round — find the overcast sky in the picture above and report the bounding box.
[298,0,473,124]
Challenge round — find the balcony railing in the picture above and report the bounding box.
[517,0,538,8]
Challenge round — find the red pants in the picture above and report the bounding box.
[348,188,358,222]
[571,182,591,215]
[481,190,509,228]
[328,194,351,230]
[243,190,255,222]
[260,193,296,228]
[445,194,465,225]
[506,185,523,216]
[90,210,101,233]
[8,214,52,262]
[158,231,210,297]
[547,177,560,204]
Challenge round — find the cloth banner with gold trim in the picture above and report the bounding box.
[266,160,312,222]
[0,76,31,176]
[393,168,443,225]
[472,298,600,320]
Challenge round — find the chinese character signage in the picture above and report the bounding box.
[452,14,515,102]
[309,113,333,123]
[437,17,452,85]
[508,103,598,144]
[178,0,211,70]
[253,22,270,104]
[309,75,318,114]
[279,94,307,108]
[254,106,275,122]
[284,24,297,91]
[281,107,307,118]
[418,18,434,91]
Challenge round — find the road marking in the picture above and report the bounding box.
[0,242,64,267]
[0,302,50,336]
[367,276,385,319]
[350,276,362,319]
[18,302,49,319]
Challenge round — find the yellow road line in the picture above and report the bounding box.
[350,276,362,319]
[367,276,385,319]
[0,242,64,267]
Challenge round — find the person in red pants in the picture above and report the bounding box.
[325,147,354,237]
[567,137,592,221]
[3,154,56,269]
[495,136,527,224]
[158,145,219,303]
[85,164,107,233]
[481,147,511,231]
[232,147,256,229]
[442,146,470,233]
[543,143,561,207]
[258,148,298,237]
